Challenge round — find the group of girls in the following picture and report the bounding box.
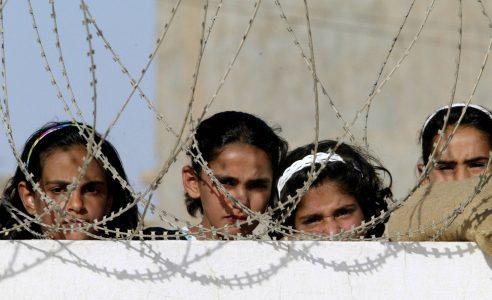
[0,103,491,240]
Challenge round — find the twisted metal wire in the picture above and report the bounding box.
[0,0,490,242]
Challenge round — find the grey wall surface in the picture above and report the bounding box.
[152,0,492,224]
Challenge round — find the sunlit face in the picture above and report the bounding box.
[187,143,273,238]
[427,126,491,182]
[294,181,364,237]
[19,145,112,240]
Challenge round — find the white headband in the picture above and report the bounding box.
[421,103,492,138]
[277,152,345,197]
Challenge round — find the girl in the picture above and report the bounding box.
[1,121,139,239]
[270,140,391,239]
[418,103,492,182]
[181,111,288,239]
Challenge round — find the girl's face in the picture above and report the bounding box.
[18,145,112,240]
[294,181,364,236]
[183,143,273,238]
[425,126,491,182]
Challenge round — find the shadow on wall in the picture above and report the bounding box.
[0,240,488,287]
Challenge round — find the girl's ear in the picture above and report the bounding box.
[18,181,37,215]
[182,166,201,199]
[417,162,424,176]
[417,161,430,184]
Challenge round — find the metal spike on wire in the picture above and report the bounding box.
[0,1,490,242]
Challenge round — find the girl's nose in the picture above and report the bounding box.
[67,191,84,214]
[455,166,471,181]
[322,218,341,236]
[231,187,249,207]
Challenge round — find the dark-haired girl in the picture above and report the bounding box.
[0,121,138,239]
[271,140,391,239]
[418,103,492,182]
[181,111,288,239]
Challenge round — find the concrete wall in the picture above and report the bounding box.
[0,241,490,299]
[152,1,492,223]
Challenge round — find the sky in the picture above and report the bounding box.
[0,0,157,190]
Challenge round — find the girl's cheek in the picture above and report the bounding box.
[342,216,362,230]
[250,193,270,211]
[296,222,316,233]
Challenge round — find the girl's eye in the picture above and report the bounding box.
[247,182,268,190]
[302,215,323,225]
[435,164,453,171]
[50,186,66,194]
[82,183,100,194]
[470,162,487,169]
[217,178,237,187]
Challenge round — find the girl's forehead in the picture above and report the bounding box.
[213,143,271,165]
[40,145,106,182]
[301,182,352,206]
[207,143,273,177]
[40,143,85,164]
[438,126,490,145]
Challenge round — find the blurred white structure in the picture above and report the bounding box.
[0,241,490,299]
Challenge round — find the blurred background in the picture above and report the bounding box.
[1,0,491,225]
[0,1,157,198]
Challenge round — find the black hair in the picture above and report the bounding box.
[420,105,492,165]
[270,140,392,239]
[185,111,288,217]
[0,121,139,239]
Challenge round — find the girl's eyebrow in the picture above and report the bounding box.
[82,181,106,186]
[215,175,237,182]
[299,204,357,221]
[464,157,489,164]
[247,178,271,185]
[436,160,456,165]
[44,180,70,185]
[214,175,271,183]
[45,180,106,185]
[298,213,323,222]
[333,204,357,213]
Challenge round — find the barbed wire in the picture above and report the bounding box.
[363,0,417,148]
[0,0,490,244]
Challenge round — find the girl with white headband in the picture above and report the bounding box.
[270,140,392,239]
[418,103,492,182]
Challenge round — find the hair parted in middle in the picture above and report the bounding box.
[419,103,492,165]
[184,111,288,217]
[0,121,139,239]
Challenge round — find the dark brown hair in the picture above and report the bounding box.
[185,111,288,217]
[0,121,138,239]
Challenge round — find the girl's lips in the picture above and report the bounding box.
[225,215,247,221]
[62,218,86,226]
